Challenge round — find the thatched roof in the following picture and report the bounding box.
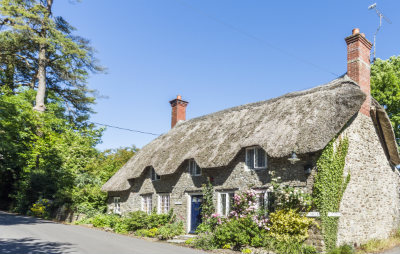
[102,75,399,192]
[371,99,400,165]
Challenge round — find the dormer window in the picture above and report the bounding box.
[150,167,161,181]
[189,159,201,176]
[245,146,267,170]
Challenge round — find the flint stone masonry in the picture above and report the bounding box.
[107,149,318,231]
[337,113,400,245]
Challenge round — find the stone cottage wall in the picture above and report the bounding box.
[337,113,400,245]
[107,149,319,232]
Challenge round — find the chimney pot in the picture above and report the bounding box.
[169,95,188,128]
[345,28,373,117]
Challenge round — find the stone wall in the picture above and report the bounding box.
[337,113,400,245]
[107,149,319,232]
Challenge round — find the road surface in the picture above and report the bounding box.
[0,211,205,254]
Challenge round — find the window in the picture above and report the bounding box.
[218,192,235,217]
[150,167,161,181]
[246,147,267,169]
[113,197,121,214]
[158,194,170,214]
[189,159,201,176]
[255,190,274,214]
[142,195,152,214]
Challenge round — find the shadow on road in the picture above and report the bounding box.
[0,237,75,254]
[0,211,51,226]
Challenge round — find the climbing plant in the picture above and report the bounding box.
[313,136,350,251]
[201,179,215,220]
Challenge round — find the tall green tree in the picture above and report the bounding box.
[371,56,400,147]
[0,87,103,212]
[0,0,103,120]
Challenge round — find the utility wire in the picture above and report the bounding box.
[89,121,161,136]
[173,0,340,77]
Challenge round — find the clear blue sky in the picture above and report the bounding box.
[53,0,400,150]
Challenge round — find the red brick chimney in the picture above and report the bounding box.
[169,95,188,128]
[345,28,373,117]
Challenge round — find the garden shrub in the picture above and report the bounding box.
[146,209,174,228]
[124,211,148,231]
[272,239,317,254]
[214,217,267,249]
[191,232,218,250]
[113,221,129,234]
[91,213,121,228]
[268,209,315,242]
[29,198,51,218]
[157,221,184,240]
[135,228,159,238]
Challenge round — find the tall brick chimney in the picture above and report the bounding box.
[169,95,188,128]
[345,28,373,117]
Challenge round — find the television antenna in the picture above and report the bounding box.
[368,3,392,62]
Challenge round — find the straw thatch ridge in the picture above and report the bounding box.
[102,75,372,192]
[371,99,400,165]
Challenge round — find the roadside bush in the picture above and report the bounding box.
[157,221,184,240]
[91,213,121,228]
[147,209,174,228]
[191,232,218,250]
[29,198,51,218]
[214,217,266,249]
[268,209,314,242]
[271,239,317,254]
[124,211,148,231]
[327,244,354,254]
[113,221,129,234]
[135,228,159,238]
[124,210,174,231]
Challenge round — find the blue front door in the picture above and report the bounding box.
[190,195,203,233]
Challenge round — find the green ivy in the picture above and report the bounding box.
[313,136,350,251]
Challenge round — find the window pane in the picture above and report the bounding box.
[257,148,266,168]
[267,192,275,213]
[221,194,227,216]
[195,164,201,175]
[228,193,234,214]
[246,148,255,169]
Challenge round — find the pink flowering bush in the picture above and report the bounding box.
[229,189,270,231]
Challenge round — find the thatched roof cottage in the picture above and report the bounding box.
[102,29,400,246]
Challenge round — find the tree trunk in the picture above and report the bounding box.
[33,0,53,112]
[33,43,46,112]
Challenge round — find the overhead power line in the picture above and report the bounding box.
[89,121,161,136]
[173,0,339,77]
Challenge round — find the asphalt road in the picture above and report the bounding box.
[0,211,206,254]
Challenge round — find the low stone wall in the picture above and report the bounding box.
[305,220,325,253]
[53,205,85,223]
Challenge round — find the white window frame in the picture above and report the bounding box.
[113,197,121,214]
[150,167,161,181]
[245,146,267,170]
[141,194,153,214]
[218,192,235,217]
[158,194,170,214]
[254,190,268,211]
[254,189,274,213]
[189,159,201,176]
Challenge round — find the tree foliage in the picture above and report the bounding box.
[0,0,104,119]
[371,56,400,147]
